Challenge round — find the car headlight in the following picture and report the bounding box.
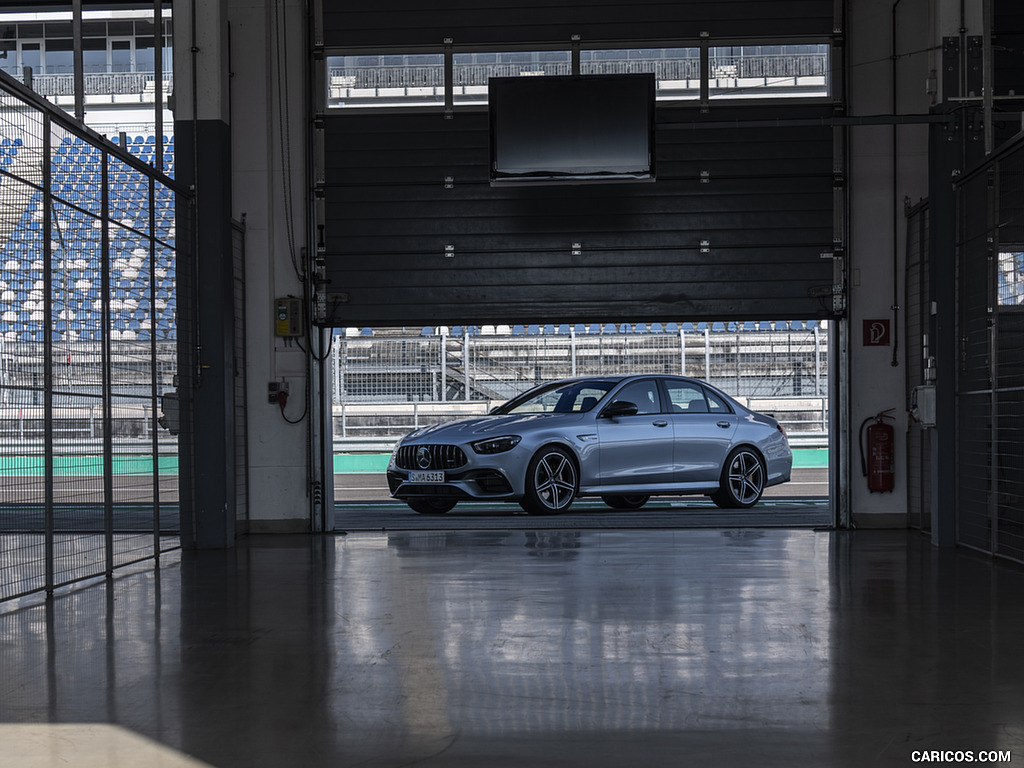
[471,435,522,454]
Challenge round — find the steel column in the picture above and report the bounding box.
[43,116,54,594]
[102,150,114,575]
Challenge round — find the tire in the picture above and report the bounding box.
[711,447,766,509]
[520,446,578,515]
[601,494,650,510]
[407,498,457,515]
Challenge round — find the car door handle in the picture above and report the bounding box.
[653,419,669,427]
[717,421,732,429]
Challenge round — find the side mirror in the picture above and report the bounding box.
[601,400,639,419]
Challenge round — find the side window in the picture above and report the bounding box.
[613,380,662,415]
[665,382,708,413]
[704,388,732,413]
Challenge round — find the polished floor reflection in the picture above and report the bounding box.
[1,529,1023,767]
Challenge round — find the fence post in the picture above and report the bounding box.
[678,325,685,376]
[333,338,341,406]
[734,327,741,394]
[704,326,711,380]
[439,332,447,402]
[570,326,577,377]
[814,324,822,396]
[464,328,470,402]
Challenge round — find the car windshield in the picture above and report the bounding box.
[494,380,617,415]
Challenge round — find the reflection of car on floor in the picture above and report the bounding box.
[386,375,792,515]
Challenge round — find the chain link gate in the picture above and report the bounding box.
[0,72,184,602]
[954,136,1024,564]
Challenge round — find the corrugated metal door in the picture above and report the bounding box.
[322,106,835,326]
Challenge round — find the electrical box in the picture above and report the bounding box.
[911,385,936,428]
[268,380,290,405]
[275,297,304,337]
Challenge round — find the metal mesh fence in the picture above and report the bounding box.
[0,73,179,602]
[954,138,1024,564]
[332,322,829,439]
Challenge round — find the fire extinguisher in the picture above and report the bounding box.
[859,409,896,493]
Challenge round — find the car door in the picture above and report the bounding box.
[595,379,675,486]
[662,379,738,484]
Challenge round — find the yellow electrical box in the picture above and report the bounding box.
[275,297,304,337]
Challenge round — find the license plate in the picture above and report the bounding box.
[409,471,445,483]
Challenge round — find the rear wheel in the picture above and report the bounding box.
[601,494,650,509]
[520,447,578,515]
[711,447,766,509]
[407,498,457,515]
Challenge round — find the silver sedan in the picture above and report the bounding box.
[386,375,792,514]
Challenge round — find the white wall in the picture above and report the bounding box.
[846,0,932,525]
[229,0,312,531]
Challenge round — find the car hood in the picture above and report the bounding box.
[402,412,584,443]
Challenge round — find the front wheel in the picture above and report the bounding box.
[407,498,457,515]
[711,447,766,509]
[601,494,650,510]
[520,447,578,515]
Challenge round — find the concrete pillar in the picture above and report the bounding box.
[173,0,236,548]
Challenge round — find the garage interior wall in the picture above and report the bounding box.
[844,0,931,527]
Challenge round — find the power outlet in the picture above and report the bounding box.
[268,380,290,404]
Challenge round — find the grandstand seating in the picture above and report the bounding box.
[0,135,175,343]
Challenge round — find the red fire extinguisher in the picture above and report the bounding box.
[860,409,896,493]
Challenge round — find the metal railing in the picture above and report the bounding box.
[327,49,831,107]
[0,68,173,100]
[332,324,829,439]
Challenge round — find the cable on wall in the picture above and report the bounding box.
[275,0,304,283]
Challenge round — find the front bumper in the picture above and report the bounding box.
[387,467,518,501]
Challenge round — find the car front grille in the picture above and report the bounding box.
[396,444,468,471]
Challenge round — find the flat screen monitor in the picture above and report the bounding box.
[488,73,656,185]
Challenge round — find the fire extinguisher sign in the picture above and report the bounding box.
[863,319,891,346]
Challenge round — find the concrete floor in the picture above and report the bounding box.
[1,528,1022,767]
